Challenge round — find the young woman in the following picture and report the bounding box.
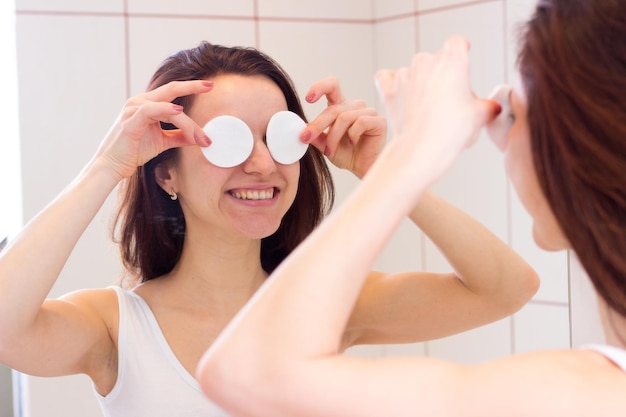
[0,42,537,416]
[197,1,626,416]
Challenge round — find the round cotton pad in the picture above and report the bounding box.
[202,116,254,168]
[266,111,308,165]
[486,84,513,151]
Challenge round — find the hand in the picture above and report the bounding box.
[300,77,387,179]
[375,37,500,179]
[93,80,214,180]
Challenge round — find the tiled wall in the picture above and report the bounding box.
[12,0,591,416]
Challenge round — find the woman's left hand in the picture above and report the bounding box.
[301,77,387,179]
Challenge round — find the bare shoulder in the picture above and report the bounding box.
[57,287,120,335]
[470,348,626,416]
[59,286,119,312]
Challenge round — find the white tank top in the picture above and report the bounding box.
[94,286,230,417]
[583,344,626,372]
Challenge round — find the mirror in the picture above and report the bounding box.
[8,1,579,417]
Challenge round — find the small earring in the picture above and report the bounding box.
[169,189,178,201]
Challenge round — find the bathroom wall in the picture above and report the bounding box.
[10,0,598,416]
[1,0,21,415]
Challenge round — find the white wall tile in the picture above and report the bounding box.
[373,0,415,20]
[25,375,102,417]
[16,14,127,417]
[16,0,123,13]
[374,16,417,70]
[417,1,506,90]
[378,218,424,273]
[127,17,257,95]
[510,190,569,303]
[514,302,571,353]
[569,254,605,347]
[128,0,254,17]
[258,0,373,20]
[427,318,513,363]
[505,0,539,81]
[258,21,375,107]
[1,0,23,242]
[384,342,427,357]
[345,344,386,358]
[16,14,127,219]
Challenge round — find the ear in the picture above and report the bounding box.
[154,162,176,194]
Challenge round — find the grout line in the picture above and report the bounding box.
[123,0,131,98]
[528,299,570,308]
[567,250,573,347]
[253,0,260,49]
[417,0,500,16]
[15,0,504,26]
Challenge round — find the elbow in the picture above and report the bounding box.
[196,348,275,417]
[505,264,540,313]
[196,351,243,411]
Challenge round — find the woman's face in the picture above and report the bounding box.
[167,74,300,241]
[497,79,570,251]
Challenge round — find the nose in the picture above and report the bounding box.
[241,138,277,175]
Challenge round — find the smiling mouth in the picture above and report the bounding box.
[229,188,276,200]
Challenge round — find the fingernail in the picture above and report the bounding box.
[204,133,212,146]
[172,104,184,112]
[306,93,316,102]
[300,130,312,143]
[493,102,502,116]
[202,81,213,87]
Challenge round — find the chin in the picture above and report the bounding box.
[236,222,281,240]
[532,223,571,251]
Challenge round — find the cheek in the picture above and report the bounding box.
[504,141,569,251]
[283,163,301,201]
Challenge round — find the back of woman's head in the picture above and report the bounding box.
[519,0,626,316]
[114,42,334,286]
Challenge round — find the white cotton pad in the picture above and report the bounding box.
[266,111,309,165]
[202,116,254,168]
[486,84,513,151]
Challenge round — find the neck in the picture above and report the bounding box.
[145,233,268,313]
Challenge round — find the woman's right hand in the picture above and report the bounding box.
[375,36,499,182]
[93,80,213,180]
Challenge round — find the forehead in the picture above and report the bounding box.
[188,74,289,127]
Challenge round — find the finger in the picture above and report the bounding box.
[166,111,211,147]
[476,98,502,126]
[374,69,396,105]
[345,115,387,144]
[127,101,210,148]
[304,76,346,105]
[142,79,214,103]
[301,100,368,144]
[324,107,379,150]
[122,101,185,137]
[442,35,471,55]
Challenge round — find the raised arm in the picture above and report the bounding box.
[344,190,537,347]
[196,36,520,416]
[0,81,212,381]
[292,66,537,349]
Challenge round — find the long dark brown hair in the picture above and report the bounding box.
[519,0,626,317]
[113,42,335,285]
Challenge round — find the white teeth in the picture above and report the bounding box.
[232,189,275,200]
